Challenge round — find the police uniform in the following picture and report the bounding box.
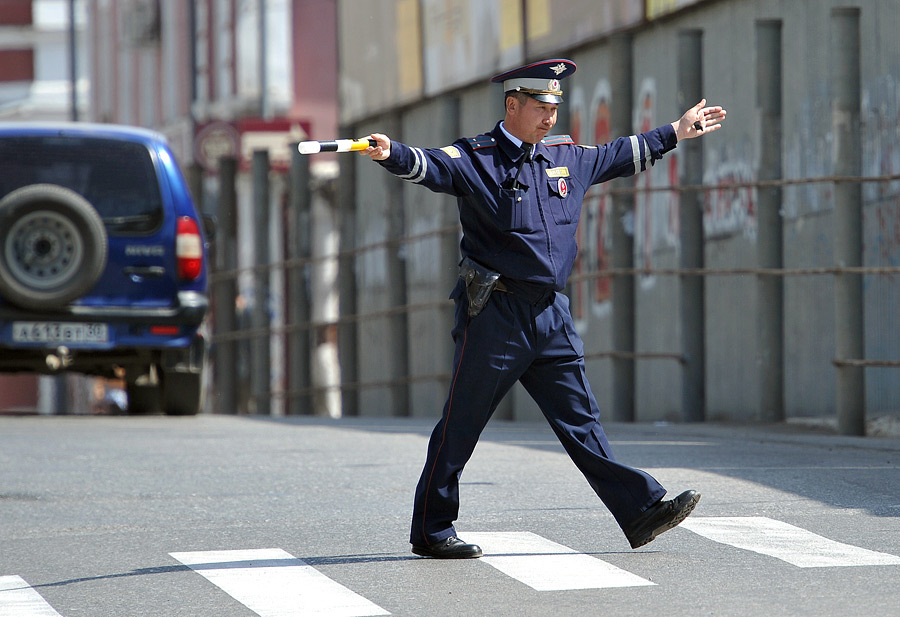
[376,59,696,555]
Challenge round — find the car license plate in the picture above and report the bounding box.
[12,322,109,344]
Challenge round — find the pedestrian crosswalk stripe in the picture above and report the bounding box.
[680,517,900,568]
[169,549,390,617]
[0,576,64,617]
[463,532,656,590]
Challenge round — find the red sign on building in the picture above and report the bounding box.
[195,118,311,174]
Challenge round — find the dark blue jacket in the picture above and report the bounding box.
[379,121,677,295]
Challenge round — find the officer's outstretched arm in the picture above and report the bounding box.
[671,99,727,141]
[359,133,391,161]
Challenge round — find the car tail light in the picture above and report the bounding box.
[176,216,203,280]
[150,325,180,335]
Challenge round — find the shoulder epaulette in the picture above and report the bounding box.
[466,135,497,150]
[541,135,575,146]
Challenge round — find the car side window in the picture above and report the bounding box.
[0,136,163,235]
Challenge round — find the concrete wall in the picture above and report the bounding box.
[401,99,459,418]
[343,0,900,424]
[353,113,402,416]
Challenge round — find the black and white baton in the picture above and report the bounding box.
[297,139,377,155]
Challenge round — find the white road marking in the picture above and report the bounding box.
[463,532,655,590]
[681,517,900,568]
[0,576,64,617]
[169,549,390,617]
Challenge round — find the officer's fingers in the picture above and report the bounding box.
[701,106,725,118]
[360,148,388,161]
[677,100,705,133]
[356,134,388,160]
[372,134,392,160]
[683,99,705,122]
[370,133,391,149]
[702,108,727,126]
[358,145,382,160]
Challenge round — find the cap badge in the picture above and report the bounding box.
[551,63,568,75]
[548,79,560,92]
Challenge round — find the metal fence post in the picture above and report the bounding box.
[287,146,312,414]
[610,32,636,422]
[187,163,203,212]
[756,20,785,423]
[387,162,409,417]
[214,156,239,413]
[251,150,272,415]
[338,154,359,416]
[831,7,865,436]
[310,163,342,417]
[678,29,706,423]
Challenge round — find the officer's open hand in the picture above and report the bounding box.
[672,99,726,141]
[360,133,391,161]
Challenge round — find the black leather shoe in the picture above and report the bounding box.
[624,490,700,549]
[411,536,483,559]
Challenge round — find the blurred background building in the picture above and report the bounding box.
[0,0,88,412]
[0,0,87,121]
[1,0,899,436]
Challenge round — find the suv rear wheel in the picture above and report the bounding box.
[162,369,204,416]
[0,184,107,310]
[126,372,204,416]
[125,345,207,416]
[126,380,162,415]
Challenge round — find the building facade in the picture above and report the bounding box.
[338,0,900,432]
[0,0,87,121]
[0,0,88,412]
[86,0,336,168]
[8,0,900,430]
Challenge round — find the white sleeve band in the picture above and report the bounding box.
[629,135,641,174]
[399,147,428,184]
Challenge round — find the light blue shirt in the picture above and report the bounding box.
[499,122,523,148]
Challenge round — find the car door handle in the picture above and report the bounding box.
[123,266,166,279]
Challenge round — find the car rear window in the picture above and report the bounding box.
[0,135,163,234]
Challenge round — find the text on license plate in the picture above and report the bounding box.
[12,322,109,344]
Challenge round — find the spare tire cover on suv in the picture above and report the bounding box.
[0,183,108,310]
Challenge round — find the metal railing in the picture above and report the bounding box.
[207,160,900,433]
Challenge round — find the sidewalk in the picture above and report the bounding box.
[293,413,900,453]
[598,416,900,453]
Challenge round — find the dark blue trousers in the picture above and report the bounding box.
[410,281,667,546]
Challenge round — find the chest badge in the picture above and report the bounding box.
[557,177,569,198]
[546,166,569,178]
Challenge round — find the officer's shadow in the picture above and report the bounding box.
[25,552,420,591]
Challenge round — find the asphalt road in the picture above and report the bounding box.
[1,414,899,617]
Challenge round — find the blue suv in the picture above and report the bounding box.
[0,122,210,415]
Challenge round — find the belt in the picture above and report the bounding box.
[496,278,556,305]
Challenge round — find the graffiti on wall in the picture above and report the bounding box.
[570,79,614,325]
[783,79,833,220]
[566,76,774,321]
[634,79,679,286]
[874,205,900,277]
[702,142,756,241]
[866,72,900,268]
[866,74,900,199]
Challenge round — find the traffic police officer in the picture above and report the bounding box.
[361,59,727,558]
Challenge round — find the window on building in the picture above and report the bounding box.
[0,49,35,83]
[0,0,33,26]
